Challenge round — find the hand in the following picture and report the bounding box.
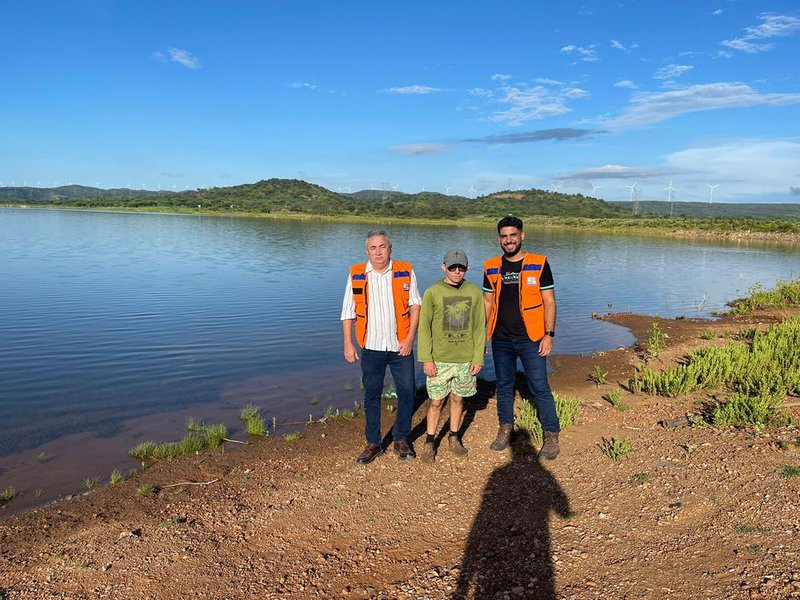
[469,364,483,376]
[539,335,553,357]
[398,337,414,356]
[344,344,359,363]
[423,361,438,377]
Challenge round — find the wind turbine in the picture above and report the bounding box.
[591,183,600,197]
[625,183,641,214]
[444,185,451,194]
[345,184,352,193]
[706,183,719,203]
[392,184,399,192]
[551,183,562,193]
[664,180,677,217]
[468,183,476,197]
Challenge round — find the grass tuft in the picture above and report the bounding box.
[239,404,267,436]
[647,322,665,359]
[589,366,608,385]
[600,437,633,461]
[604,388,631,411]
[779,465,800,478]
[632,472,652,485]
[83,476,100,490]
[0,486,18,505]
[109,469,125,485]
[137,485,158,496]
[283,432,301,442]
[729,277,800,314]
[35,452,56,463]
[515,392,581,446]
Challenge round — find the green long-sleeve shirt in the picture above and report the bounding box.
[417,279,486,365]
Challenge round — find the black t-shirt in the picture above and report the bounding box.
[483,256,554,340]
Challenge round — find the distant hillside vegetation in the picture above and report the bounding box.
[610,201,800,221]
[11,179,631,220]
[0,185,165,202]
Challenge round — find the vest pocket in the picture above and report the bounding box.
[523,303,543,311]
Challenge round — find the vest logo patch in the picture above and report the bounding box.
[403,283,410,291]
[527,276,537,286]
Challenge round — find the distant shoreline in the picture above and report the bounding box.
[4,203,800,244]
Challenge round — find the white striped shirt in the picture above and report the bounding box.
[341,260,422,352]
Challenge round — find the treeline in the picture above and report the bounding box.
[27,178,631,220]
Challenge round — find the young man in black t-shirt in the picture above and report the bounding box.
[482,216,560,459]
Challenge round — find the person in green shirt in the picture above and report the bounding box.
[417,249,486,462]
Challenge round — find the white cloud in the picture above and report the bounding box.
[390,143,448,155]
[667,139,800,196]
[712,9,723,16]
[554,164,674,180]
[563,87,589,99]
[610,39,626,50]
[385,85,444,95]
[534,77,563,85]
[614,80,638,89]
[469,87,493,98]
[290,82,317,90]
[600,82,800,130]
[491,73,512,81]
[653,64,693,80]
[488,84,590,125]
[167,47,201,69]
[560,44,600,62]
[722,14,800,53]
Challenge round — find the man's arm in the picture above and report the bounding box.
[342,319,359,362]
[341,275,359,362]
[539,288,556,357]
[482,292,493,327]
[416,290,437,375]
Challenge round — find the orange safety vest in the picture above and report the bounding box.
[484,253,547,342]
[349,260,413,348]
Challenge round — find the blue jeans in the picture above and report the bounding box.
[491,337,560,433]
[361,349,415,446]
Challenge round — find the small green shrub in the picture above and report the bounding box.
[83,476,100,490]
[779,465,800,478]
[0,486,18,505]
[709,391,791,428]
[35,452,56,463]
[604,388,631,411]
[729,277,800,314]
[632,472,652,484]
[515,393,581,446]
[600,437,633,461]
[109,470,125,485]
[284,432,301,442]
[647,322,665,359]
[589,366,608,385]
[239,404,267,436]
[700,330,715,340]
[137,485,158,496]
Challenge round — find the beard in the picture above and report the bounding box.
[502,242,521,257]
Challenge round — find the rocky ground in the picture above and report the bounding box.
[1,309,799,599]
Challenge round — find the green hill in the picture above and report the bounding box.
[0,185,166,202]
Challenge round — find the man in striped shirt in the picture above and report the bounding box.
[342,230,422,464]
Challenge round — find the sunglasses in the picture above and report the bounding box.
[447,265,467,272]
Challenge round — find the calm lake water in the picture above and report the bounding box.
[1,207,798,514]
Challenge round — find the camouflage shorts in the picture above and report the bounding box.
[426,362,478,400]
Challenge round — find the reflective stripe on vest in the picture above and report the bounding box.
[349,260,413,348]
[483,253,546,342]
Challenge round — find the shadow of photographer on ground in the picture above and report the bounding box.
[454,428,571,600]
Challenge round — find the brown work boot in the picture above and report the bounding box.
[355,444,384,465]
[489,423,514,451]
[393,439,416,460]
[539,431,560,460]
[448,434,468,457]
[420,441,436,463]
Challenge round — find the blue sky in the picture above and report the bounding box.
[2,1,800,203]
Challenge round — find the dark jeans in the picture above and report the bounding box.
[361,349,415,446]
[491,337,560,433]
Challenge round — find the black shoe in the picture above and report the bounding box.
[393,440,416,460]
[356,444,384,465]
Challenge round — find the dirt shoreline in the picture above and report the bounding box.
[2,309,799,599]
